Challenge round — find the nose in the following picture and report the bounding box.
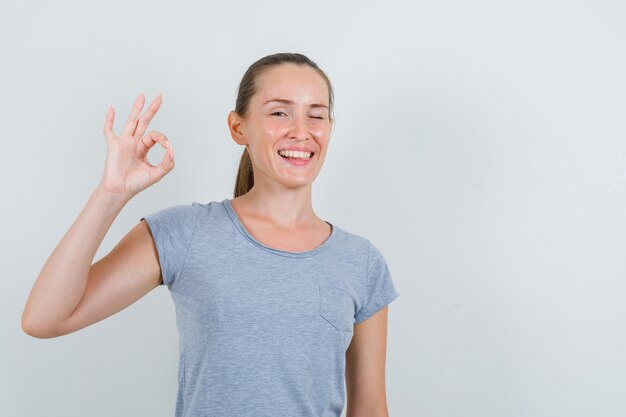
[289,114,310,141]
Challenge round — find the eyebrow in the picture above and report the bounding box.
[263,98,329,109]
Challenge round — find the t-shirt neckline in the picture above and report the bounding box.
[222,198,336,258]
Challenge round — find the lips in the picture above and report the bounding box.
[279,153,313,166]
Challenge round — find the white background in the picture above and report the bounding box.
[2,1,625,416]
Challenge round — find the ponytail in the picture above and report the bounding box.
[234,147,254,198]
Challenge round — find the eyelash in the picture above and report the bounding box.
[271,111,324,119]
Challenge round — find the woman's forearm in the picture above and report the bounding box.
[21,186,129,335]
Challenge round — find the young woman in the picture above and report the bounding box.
[22,52,400,417]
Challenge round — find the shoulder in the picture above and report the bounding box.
[330,224,385,262]
[139,201,214,287]
[141,201,204,228]
[329,224,370,251]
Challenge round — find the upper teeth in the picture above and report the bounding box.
[279,150,312,158]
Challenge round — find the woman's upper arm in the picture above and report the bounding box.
[51,219,162,338]
[345,306,391,417]
[346,239,400,415]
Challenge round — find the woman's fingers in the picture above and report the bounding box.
[134,94,163,138]
[139,130,171,154]
[149,143,175,184]
[139,130,174,184]
[103,92,163,141]
[103,105,116,141]
[121,94,146,137]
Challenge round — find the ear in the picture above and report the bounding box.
[228,110,247,146]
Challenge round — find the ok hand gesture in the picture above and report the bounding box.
[99,93,175,201]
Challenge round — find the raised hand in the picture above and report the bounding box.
[98,93,175,201]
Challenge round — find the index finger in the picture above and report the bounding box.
[134,94,163,138]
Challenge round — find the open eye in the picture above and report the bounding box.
[271,111,287,117]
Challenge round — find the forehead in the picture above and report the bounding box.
[253,64,329,105]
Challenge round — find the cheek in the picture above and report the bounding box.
[264,125,282,137]
[262,118,287,132]
[312,123,331,136]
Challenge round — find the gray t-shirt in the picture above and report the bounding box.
[140,198,400,417]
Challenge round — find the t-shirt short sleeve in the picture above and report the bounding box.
[354,241,400,324]
[140,203,201,287]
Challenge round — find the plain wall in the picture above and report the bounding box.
[2,0,625,416]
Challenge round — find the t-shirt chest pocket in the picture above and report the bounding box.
[318,284,356,332]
